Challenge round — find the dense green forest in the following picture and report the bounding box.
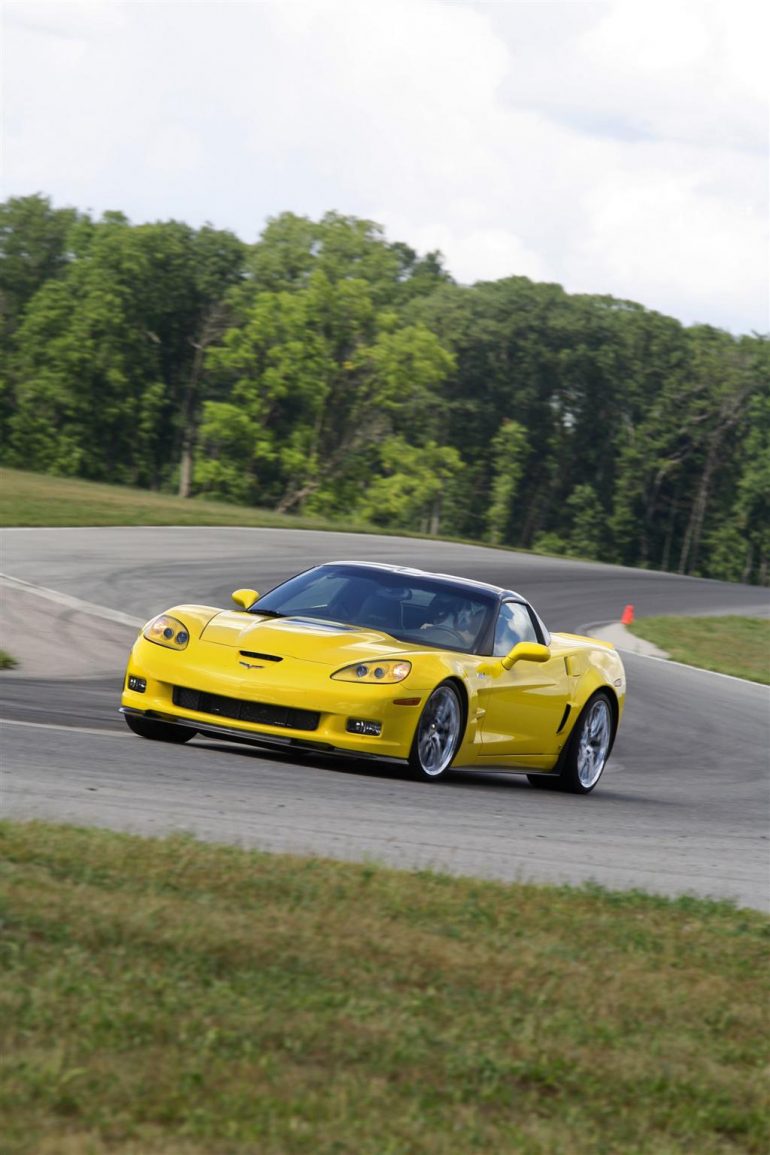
[1,194,767,583]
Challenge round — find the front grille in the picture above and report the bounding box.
[173,686,319,731]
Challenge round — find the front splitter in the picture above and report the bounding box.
[119,706,407,765]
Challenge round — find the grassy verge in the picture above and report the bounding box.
[1,822,768,1155]
[0,649,18,669]
[628,616,770,684]
[0,468,375,531]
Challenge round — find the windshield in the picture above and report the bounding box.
[252,565,497,654]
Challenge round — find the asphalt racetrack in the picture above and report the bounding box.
[1,527,768,910]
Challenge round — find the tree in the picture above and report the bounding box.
[565,483,606,558]
[199,215,454,518]
[724,342,770,583]
[169,224,246,496]
[676,329,758,575]
[486,420,527,544]
[4,211,246,488]
[0,194,82,336]
[201,264,455,519]
[7,212,159,481]
[247,211,449,305]
[357,438,463,532]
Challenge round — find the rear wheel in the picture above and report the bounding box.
[124,714,195,744]
[566,692,613,793]
[408,683,463,781]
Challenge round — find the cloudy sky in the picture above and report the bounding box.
[2,0,768,333]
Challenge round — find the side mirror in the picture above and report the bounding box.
[232,588,260,610]
[501,641,551,670]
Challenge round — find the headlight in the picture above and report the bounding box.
[332,660,412,684]
[143,614,190,650]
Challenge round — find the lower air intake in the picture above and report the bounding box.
[173,686,319,731]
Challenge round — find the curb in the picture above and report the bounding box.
[585,620,669,659]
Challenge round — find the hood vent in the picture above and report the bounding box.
[239,650,283,663]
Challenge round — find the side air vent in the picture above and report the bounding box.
[239,651,283,662]
[556,704,572,733]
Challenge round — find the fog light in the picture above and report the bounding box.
[346,718,382,736]
[127,675,147,693]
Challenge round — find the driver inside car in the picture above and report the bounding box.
[421,596,486,648]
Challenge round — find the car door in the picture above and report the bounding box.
[476,601,569,757]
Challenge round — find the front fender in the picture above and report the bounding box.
[560,641,625,737]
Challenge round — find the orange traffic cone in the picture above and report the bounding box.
[621,604,635,625]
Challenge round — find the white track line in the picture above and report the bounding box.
[0,572,143,628]
[0,718,131,737]
[617,650,769,689]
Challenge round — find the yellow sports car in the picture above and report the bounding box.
[121,561,626,794]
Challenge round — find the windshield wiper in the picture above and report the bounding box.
[248,608,285,618]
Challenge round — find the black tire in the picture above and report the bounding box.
[408,682,463,782]
[124,714,196,744]
[530,691,614,795]
[561,691,614,794]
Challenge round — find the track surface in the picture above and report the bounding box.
[1,527,769,910]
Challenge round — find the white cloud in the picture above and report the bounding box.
[581,1,713,72]
[2,0,768,332]
[576,153,766,328]
[390,219,551,285]
[5,0,127,39]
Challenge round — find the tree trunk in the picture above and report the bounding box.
[679,445,718,575]
[177,304,227,498]
[429,496,442,536]
[660,494,678,573]
[677,379,752,575]
[742,541,753,584]
[178,432,194,500]
[276,481,320,514]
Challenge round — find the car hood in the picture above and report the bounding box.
[200,611,417,665]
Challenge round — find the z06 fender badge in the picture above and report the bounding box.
[239,661,264,669]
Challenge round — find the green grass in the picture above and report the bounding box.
[0,649,19,670]
[628,616,770,684]
[1,822,768,1155]
[0,468,376,531]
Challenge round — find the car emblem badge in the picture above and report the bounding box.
[239,661,264,669]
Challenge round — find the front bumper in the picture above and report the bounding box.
[120,637,426,760]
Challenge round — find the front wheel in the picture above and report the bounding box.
[124,713,195,744]
[408,683,463,781]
